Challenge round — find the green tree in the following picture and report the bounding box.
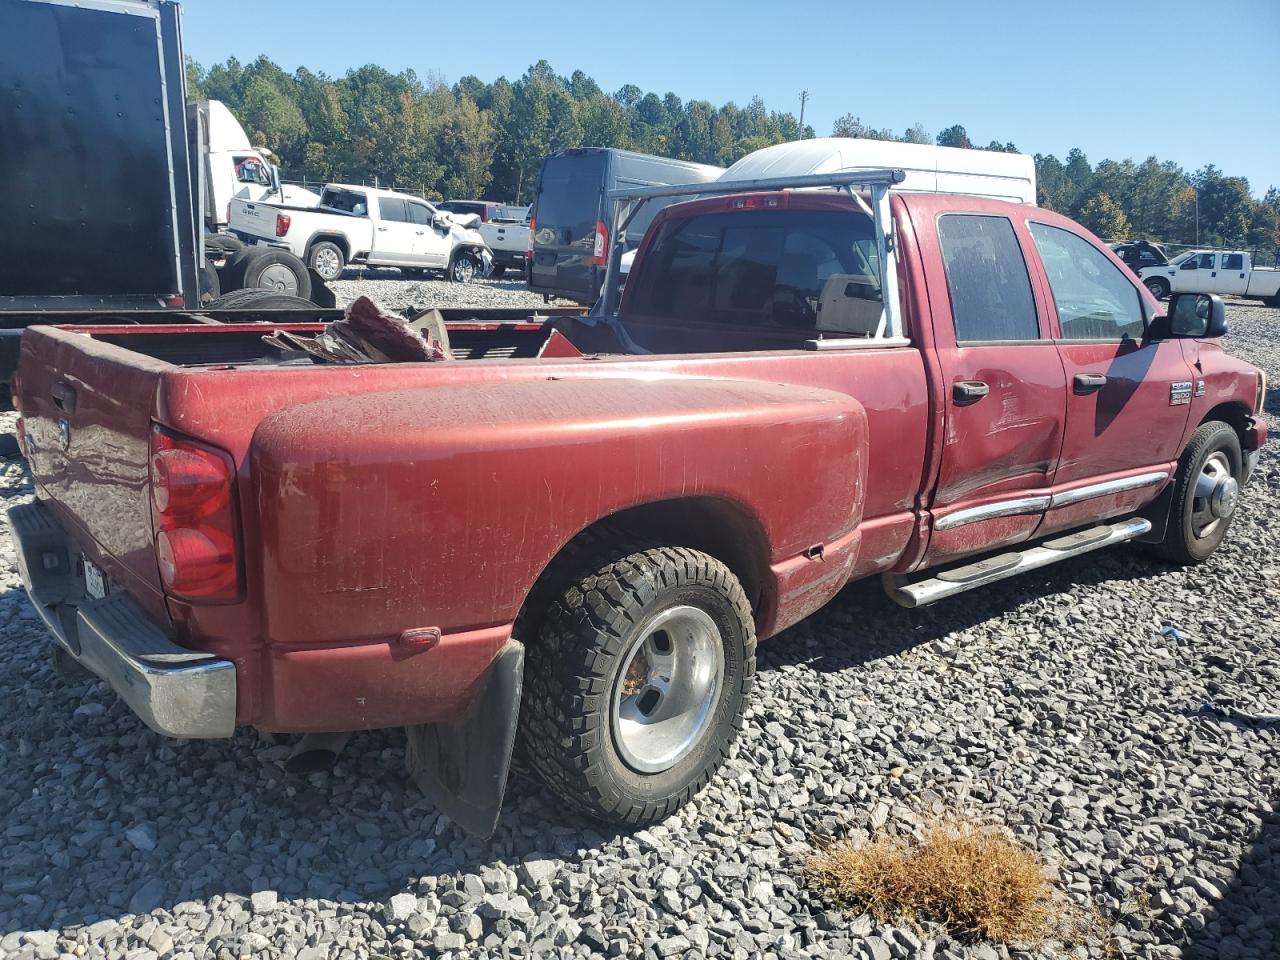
[1078,193,1131,239]
[935,124,971,149]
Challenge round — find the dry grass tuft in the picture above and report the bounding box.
[806,818,1088,945]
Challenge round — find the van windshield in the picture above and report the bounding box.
[626,207,884,336]
[534,154,605,248]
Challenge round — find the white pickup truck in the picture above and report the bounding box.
[437,201,531,278]
[1139,250,1280,306]
[229,184,493,282]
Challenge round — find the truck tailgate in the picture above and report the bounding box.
[17,328,169,618]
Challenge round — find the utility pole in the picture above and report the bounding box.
[1194,186,1200,245]
[798,90,809,138]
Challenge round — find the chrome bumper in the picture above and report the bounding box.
[6,501,236,738]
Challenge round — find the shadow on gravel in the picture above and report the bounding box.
[758,540,1165,676]
[0,536,1180,934]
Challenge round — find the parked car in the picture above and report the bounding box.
[1110,239,1169,274]
[229,184,493,283]
[11,170,1266,839]
[528,148,723,304]
[476,208,532,278]
[437,200,529,224]
[1139,250,1280,305]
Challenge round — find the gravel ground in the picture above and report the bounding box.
[326,270,568,312]
[1,302,1277,960]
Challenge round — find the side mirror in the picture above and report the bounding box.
[1180,260,1197,270]
[268,164,281,195]
[1169,293,1228,338]
[432,213,449,230]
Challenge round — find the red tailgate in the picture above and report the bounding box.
[16,327,170,622]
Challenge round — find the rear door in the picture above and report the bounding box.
[918,210,1068,565]
[372,197,420,264]
[530,152,606,301]
[1026,221,1194,535]
[1214,252,1249,295]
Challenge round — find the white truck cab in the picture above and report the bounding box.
[1140,250,1280,305]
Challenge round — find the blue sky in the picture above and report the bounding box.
[182,0,1280,195]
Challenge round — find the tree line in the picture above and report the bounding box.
[187,57,1279,254]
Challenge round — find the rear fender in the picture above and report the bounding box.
[248,376,868,649]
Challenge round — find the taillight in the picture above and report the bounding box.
[592,220,608,266]
[275,213,291,237]
[149,426,241,603]
[526,216,535,260]
[10,369,21,411]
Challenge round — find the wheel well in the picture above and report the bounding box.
[1201,401,1253,447]
[306,233,350,261]
[514,497,771,641]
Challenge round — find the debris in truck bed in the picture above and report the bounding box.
[263,295,451,363]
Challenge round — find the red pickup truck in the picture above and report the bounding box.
[9,176,1266,835]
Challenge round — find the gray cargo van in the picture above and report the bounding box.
[528,148,722,304]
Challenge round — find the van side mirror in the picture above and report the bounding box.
[1169,293,1227,338]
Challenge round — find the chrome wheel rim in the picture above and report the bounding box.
[258,263,298,294]
[313,247,341,279]
[1191,451,1237,538]
[453,256,475,282]
[610,605,724,774]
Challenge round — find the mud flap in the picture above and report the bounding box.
[404,638,524,837]
[1134,481,1174,544]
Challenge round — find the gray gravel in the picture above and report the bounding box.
[326,269,568,312]
[1,302,1278,959]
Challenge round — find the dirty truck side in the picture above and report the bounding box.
[10,183,1266,835]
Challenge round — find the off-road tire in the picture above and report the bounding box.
[205,234,244,259]
[224,247,313,301]
[308,241,345,281]
[518,536,756,826]
[204,289,318,311]
[1150,421,1242,565]
[1145,277,1170,300]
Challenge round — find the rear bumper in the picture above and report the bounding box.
[492,250,527,269]
[7,501,236,739]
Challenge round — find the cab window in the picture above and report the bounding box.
[937,214,1039,342]
[1028,223,1145,341]
[408,203,432,226]
[1222,253,1244,271]
[379,198,409,222]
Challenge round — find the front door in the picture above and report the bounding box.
[409,201,451,267]
[922,212,1068,565]
[373,197,421,265]
[1025,221,1195,536]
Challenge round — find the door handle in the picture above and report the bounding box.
[1074,373,1107,394]
[953,380,989,405]
[415,230,424,235]
[377,226,388,232]
[52,381,76,413]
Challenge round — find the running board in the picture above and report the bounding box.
[884,517,1152,609]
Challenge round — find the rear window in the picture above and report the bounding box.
[320,189,368,214]
[439,201,486,217]
[626,208,886,336]
[534,154,605,246]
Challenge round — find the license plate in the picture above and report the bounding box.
[83,559,107,600]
